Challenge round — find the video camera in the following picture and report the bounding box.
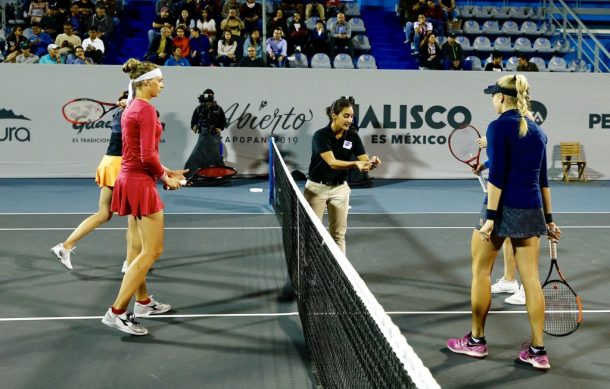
[195,89,224,135]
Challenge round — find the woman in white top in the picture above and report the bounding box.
[216,30,236,66]
[196,8,217,45]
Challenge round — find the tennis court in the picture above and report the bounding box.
[1,174,609,388]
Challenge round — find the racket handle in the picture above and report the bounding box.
[549,240,557,260]
[477,174,488,193]
[163,179,187,190]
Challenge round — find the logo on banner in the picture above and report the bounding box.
[357,104,472,146]
[223,101,313,145]
[589,113,610,128]
[530,101,547,125]
[0,108,31,142]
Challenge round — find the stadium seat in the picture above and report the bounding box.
[463,20,480,34]
[326,17,337,31]
[352,35,371,52]
[311,53,332,68]
[554,39,574,54]
[436,35,447,47]
[459,5,474,18]
[505,56,518,71]
[540,22,557,37]
[357,54,377,69]
[455,35,471,50]
[533,37,554,53]
[514,37,534,53]
[493,37,512,53]
[508,6,527,20]
[520,21,539,35]
[482,20,500,34]
[472,36,492,52]
[305,18,317,30]
[464,55,482,70]
[291,52,309,68]
[333,53,354,69]
[344,3,361,17]
[530,56,547,71]
[348,17,366,33]
[548,56,568,72]
[569,59,588,72]
[501,21,520,35]
[472,5,491,18]
[490,6,508,20]
[526,7,544,20]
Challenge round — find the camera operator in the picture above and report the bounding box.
[184,89,228,175]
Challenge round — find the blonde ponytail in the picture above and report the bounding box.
[497,74,531,137]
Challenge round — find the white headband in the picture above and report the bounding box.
[127,68,163,105]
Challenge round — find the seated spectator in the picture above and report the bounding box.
[266,27,287,68]
[288,12,309,54]
[40,43,65,64]
[179,0,199,19]
[55,23,82,57]
[267,9,287,37]
[176,9,196,29]
[399,0,420,27]
[240,0,262,34]
[156,0,176,17]
[279,0,304,17]
[89,4,114,42]
[28,0,50,24]
[516,53,539,72]
[221,0,240,19]
[419,32,441,69]
[40,4,65,38]
[150,6,174,44]
[238,45,266,67]
[4,26,28,63]
[196,8,217,46]
[67,4,87,36]
[309,19,329,55]
[15,43,40,64]
[146,26,174,65]
[329,12,354,58]
[216,30,237,66]
[29,23,53,57]
[221,8,245,38]
[441,32,463,70]
[82,27,105,64]
[165,46,191,66]
[424,0,444,36]
[438,0,457,21]
[189,27,212,66]
[76,0,97,19]
[242,29,264,59]
[173,25,191,57]
[485,51,503,71]
[66,45,95,64]
[411,14,432,55]
[305,0,325,22]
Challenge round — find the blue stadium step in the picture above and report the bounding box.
[361,6,413,69]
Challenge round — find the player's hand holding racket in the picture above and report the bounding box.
[448,124,487,193]
[542,238,583,336]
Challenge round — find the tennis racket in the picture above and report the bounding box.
[188,166,237,186]
[448,124,487,193]
[62,98,118,124]
[542,241,583,336]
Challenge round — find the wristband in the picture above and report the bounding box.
[485,209,498,221]
[544,213,553,223]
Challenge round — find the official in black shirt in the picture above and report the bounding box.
[304,97,381,253]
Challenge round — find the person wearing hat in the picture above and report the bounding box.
[184,89,228,175]
[485,51,503,71]
[447,74,561,370]
[441,32,464,70]
[16,42,40,64]
[40,43,65,64]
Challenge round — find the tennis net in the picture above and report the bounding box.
[269,138,440,389]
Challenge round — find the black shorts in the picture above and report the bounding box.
[476,205,547,238]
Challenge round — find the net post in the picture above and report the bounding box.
[268,137,275,206]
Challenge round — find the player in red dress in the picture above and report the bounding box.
[102,58,187,336]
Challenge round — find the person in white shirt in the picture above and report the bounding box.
[82,27,105,63]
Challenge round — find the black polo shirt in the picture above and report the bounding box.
[308,125,366,184]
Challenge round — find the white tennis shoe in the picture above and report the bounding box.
[51,243,75,271]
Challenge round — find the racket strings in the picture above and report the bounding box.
[64,101,104,122]
[449,129,480,162]
[543,281,581,335]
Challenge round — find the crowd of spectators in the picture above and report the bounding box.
[142,0,364,68]
[1,0,118,65]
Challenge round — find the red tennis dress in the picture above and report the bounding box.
[111,99,165,217]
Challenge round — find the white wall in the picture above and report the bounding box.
[0,65,608,179]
